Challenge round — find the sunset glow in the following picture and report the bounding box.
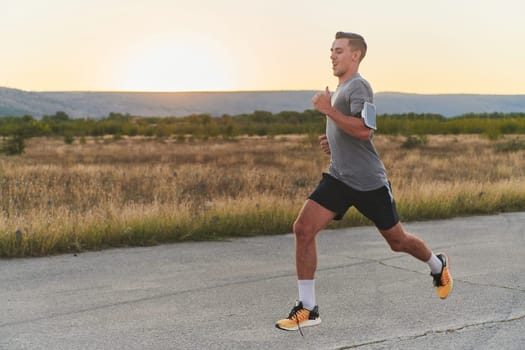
[114,35,238,92]
[1,0,524,94]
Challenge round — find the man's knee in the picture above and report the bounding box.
[293,220,317,243]
[380,223,409,253]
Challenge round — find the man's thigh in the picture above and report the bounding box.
[295,199,337,234]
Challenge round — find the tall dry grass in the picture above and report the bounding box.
[1,134,524,257]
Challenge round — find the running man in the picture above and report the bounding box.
[276,31,452,332]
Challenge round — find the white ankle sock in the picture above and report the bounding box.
[427,254,443,274]
[298,280,316,310]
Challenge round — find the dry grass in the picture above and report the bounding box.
[1,134,524,257]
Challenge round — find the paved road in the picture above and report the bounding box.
[1,212,524,350]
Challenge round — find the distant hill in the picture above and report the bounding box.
[1,87,525,118]
[375,92,525,117]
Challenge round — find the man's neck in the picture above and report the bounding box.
[338,69,360,86]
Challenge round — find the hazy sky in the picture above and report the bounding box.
[2,0,524,94]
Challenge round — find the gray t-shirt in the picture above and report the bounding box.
[326,73,389,191]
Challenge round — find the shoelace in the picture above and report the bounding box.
[286,304,309,337]
[432,269,450,287]
[441,269,451,285]
[295,311,304,337]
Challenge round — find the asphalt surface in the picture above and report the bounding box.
[1,212,524,350]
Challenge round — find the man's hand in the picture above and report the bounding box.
[312,87,334,116]
[319,134,330,155]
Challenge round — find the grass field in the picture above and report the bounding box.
[1,134,524,257]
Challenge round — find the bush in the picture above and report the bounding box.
[483,127,502,141]
[495,138,525,152]
[401,135,427,149]
[2,135,26,155]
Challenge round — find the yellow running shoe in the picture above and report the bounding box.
[431,253,453,299]
[275,301,321,334]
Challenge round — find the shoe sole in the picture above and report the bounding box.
[275,318,322,331]
[438,253,453,299]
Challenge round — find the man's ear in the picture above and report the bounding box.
[352,49,362,62]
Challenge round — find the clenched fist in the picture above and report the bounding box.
[319,134,330,155]
[312,87,333,116]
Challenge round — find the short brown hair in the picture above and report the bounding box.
[335,31,367,61]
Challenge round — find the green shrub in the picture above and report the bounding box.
[483,128,502,141]
[2,135,26,155]
[401,135,427,149]
[495,138,525,152]
[64,135,74,144]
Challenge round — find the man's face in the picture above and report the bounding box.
[330,38,356,77]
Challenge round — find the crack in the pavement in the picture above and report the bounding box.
[320,255,524,293]
[335,313,525,349]
[0,261,377,329]
[364,257,525,293]
[2,254,522,330]
[0,271,296,329]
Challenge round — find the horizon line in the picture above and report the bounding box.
[2,86,525,96]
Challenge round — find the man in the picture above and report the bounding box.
[275,32,452,333]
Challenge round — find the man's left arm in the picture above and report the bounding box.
[312,86,372,140]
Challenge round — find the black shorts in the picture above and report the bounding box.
[308,173,399,230]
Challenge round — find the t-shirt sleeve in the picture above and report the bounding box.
[348,79,373,116]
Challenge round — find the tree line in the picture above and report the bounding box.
[1,110,525,145]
